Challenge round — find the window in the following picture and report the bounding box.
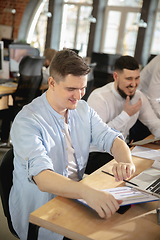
[60,0,93,57]
[101,0,142,56]
[27,0,49,55]
[26,0,92,57]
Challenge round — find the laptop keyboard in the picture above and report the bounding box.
[146,178,160,194]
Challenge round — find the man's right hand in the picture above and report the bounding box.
[82,187,122,219]
[124,96,142,116]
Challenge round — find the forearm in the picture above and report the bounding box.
[33,170,87,199]
[33,169,122,219]
[111,137,132,164]
[110,137,135,181]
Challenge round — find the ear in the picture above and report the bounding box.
[113,72,118,82]
[48,77,56,90]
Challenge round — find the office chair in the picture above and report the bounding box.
[11,55,45,118]
[82,62,96,101]
[0,148,19,238]
[0,55,45,149]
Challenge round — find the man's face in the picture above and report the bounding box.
[113,68,140,99]
[47,74,87,116]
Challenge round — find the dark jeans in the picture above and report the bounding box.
[85,152,113,174]
[63,237,71,240]
[129,119,151,144]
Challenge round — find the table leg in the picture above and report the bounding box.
[27,222,40,240]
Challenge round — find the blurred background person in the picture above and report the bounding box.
[42,48,56,84]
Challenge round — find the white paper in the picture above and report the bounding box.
[103,187,159,206]
[131,146,160,161]
[152,160,160,170]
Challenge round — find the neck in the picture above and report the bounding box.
[64,110,68,123]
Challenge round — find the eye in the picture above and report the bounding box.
[68,88,75,91]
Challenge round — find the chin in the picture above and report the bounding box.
[68,105,77,110]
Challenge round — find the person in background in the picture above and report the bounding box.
[42,47,56,84]
[9,49,135,240]
[86,55,160,174]
[138,54,160,118]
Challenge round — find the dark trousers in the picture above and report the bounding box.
[85,152,113,174]
[129,119,151,144]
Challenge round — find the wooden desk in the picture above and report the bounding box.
[0,83,48,98]
[0,84,17,97]
[0,83,48,110]
[27,145,160,240]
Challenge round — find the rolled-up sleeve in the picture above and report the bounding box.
[89,106,124,154]
[11,114,54,183]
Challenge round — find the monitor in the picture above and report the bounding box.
[9,43,40,78]
[0,41,4,73]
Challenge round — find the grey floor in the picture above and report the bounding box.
[0,149,18,240]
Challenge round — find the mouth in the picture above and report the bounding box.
[69,99,78,104]
[127,87,136,93]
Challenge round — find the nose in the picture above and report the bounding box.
[74,89,82,100]
[131,79,137,87]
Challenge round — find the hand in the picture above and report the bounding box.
[83,187,123,218]
[124,96,142,116]
[112,162,135,181]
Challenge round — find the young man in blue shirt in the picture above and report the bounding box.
[9,49,135,240]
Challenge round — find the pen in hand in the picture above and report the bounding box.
[101,170,139,187]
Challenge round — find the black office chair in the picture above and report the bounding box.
[82,62,96,101]
[0,148,19,238]
[0,55,45,148]
[11,55,45,118]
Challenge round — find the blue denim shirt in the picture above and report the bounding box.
[9,92,123,240]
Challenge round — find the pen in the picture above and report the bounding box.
[101,170,139,187]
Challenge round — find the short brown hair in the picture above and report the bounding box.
[49,49,91,83]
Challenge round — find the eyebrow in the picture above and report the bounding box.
[125,75,140,80]
[66,86,87,90]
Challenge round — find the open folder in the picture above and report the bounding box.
[76,186,159,208]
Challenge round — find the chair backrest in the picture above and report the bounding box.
[0,148,19,238]
[13,55,45,105]
[82,63,96,101]
[12,55,45,117]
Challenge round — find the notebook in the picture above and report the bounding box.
[126,168,160,198]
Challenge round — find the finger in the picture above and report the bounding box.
[101,204,112,219]
[114,163,124,181]
[126,165,132,178]
[117,199,123,205]
[125,96,130,104]
[96,206,106,218]
[112,164,119,181]
[121,164,128,180]
[101,199,119,218]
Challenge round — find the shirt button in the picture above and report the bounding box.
[66,148,68,151]
[62,130,65,132]
[61,117,64,119]
[66,166,68,169]
[25,158,28,161]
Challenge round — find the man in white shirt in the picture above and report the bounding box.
[87,55,160,173]
[138,54,160,118]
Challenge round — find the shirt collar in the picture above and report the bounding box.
[42,92,71,123]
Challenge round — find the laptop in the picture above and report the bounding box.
[126,168,160,198]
